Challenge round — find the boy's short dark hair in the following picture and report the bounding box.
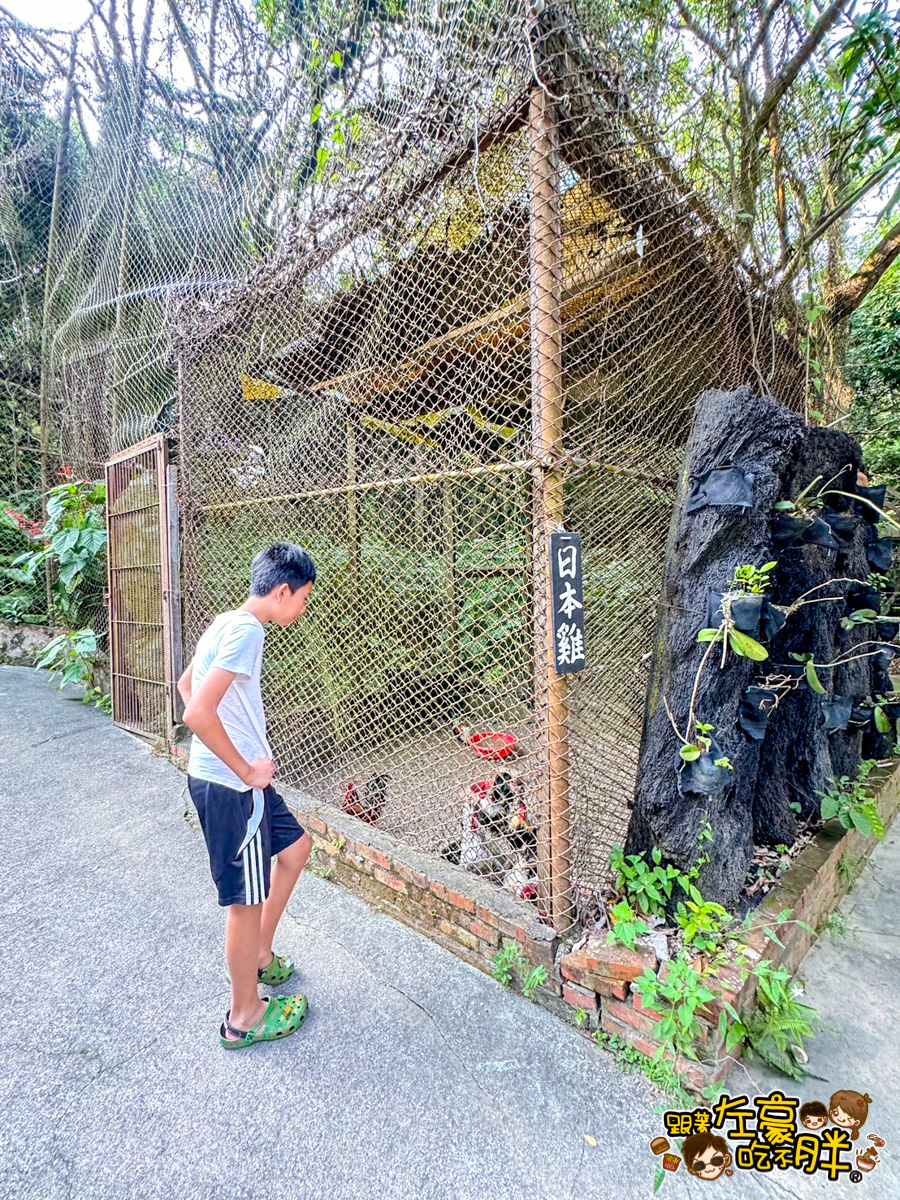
[250,543,316,595]
[800,1101,828,1121]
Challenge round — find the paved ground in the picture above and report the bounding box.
[1,665,896,1200]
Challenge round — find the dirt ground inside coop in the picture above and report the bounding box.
[290,707,637,902]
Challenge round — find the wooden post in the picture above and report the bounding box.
[529,87,573,932]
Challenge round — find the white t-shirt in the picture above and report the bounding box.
[187,610,269,791]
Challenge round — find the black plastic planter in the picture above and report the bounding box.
[855,484,887,522]
[772,512,813,549]
[847,588,882,614]
[875,643,898,673]
[705,590,767,638]
[771,662,806,681]
[821,510,861,545]
[739,687,779,740]
[876,621,897,643]
[674,739,732,796]
[882,702,900,721]
[866,537,894,572]
[685,466,755,513]
[799,515,841,550]
[761,603,787,641]
[821,696,853,732]
[849,704,873,730]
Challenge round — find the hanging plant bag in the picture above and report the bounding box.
[761,602,787,641]
[821,510,861,545]
[876,621,897,643]
[739,687,779,740]
[771,662,806,680]
[866,537,894,572]
[800,515,841,550]
[855,484,887,522]
[849,704,874,730]
[705,590,766,637]
[772,512,813,549]
[882,701,900,721]
[875,643,898,672]
[685,466,755,513]
[674,739,732,796]
[821,696,853,732]
[847,587,882,614]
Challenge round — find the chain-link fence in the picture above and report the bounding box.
[2,0,820,929]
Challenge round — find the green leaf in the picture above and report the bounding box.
[697,627,722,643]
[728,630,769,661]
[680,745,701,761]
[820,796,838,819]
[805,659,825,694]
[875,706,891,734]
[849,808,873,837]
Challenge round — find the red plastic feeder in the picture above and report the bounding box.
[469,731,517,759]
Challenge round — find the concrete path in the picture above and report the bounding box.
[1,665,896,1200]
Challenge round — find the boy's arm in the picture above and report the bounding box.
[177,659,194,706]
[182,667,275,789]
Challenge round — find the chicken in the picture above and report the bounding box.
[342,775,389,824]
[507,797,538,859]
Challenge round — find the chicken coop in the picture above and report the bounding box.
[173,12,804,932]
[27,1,809,932]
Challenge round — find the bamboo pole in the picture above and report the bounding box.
[199,455,673,513]
[38,36,77,616]
[346,413,361,627]
[529,87,572,933]
[443,481,459,672]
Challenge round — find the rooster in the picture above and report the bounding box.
[342,775,389,824]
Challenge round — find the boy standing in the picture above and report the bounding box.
[178,543,315,1049]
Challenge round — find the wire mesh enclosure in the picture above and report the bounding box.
[4,0,818,930]
[106,435,176,738]
[174,15,805,928]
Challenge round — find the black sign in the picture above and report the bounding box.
[550,531,586,675]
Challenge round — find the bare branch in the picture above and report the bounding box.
[829,217,900,322]
[754,0,852,137]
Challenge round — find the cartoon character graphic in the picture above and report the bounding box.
[800,1101,828,1130]
[829,1091,872,1141]
[683,1133,733,1181]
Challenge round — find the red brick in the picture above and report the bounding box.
[594,978,629,1001]
[439,919,478,952]
[632,991,665,1023]
[476,905,499,927]
[561,940,656,987]
[430,882,449,902]
[446,888,476,914]
[471,919,499,946]
[563,982,599,1013]
[304,814,328,834]
[496,917,526,942]
[394,862,428,890]
[373,867,408,894]
[606,998,661,1038]
[359,844,392,871]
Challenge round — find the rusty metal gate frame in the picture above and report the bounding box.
[105,434,180,738]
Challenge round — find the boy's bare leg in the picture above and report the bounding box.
[258,832,312,967]
[224,902,266,1038]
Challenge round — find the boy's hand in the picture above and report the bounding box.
[244,757,276,789]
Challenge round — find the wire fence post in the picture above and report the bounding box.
[529,85,573,932]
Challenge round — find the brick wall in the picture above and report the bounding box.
[169,740,900,1093]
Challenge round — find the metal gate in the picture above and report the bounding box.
[105,435,181,737]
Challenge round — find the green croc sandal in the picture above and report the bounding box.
[258,953,295,986]
[224,953,296,987]
[219,994,309,1050]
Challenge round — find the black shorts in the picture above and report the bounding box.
[187,778,305,907]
